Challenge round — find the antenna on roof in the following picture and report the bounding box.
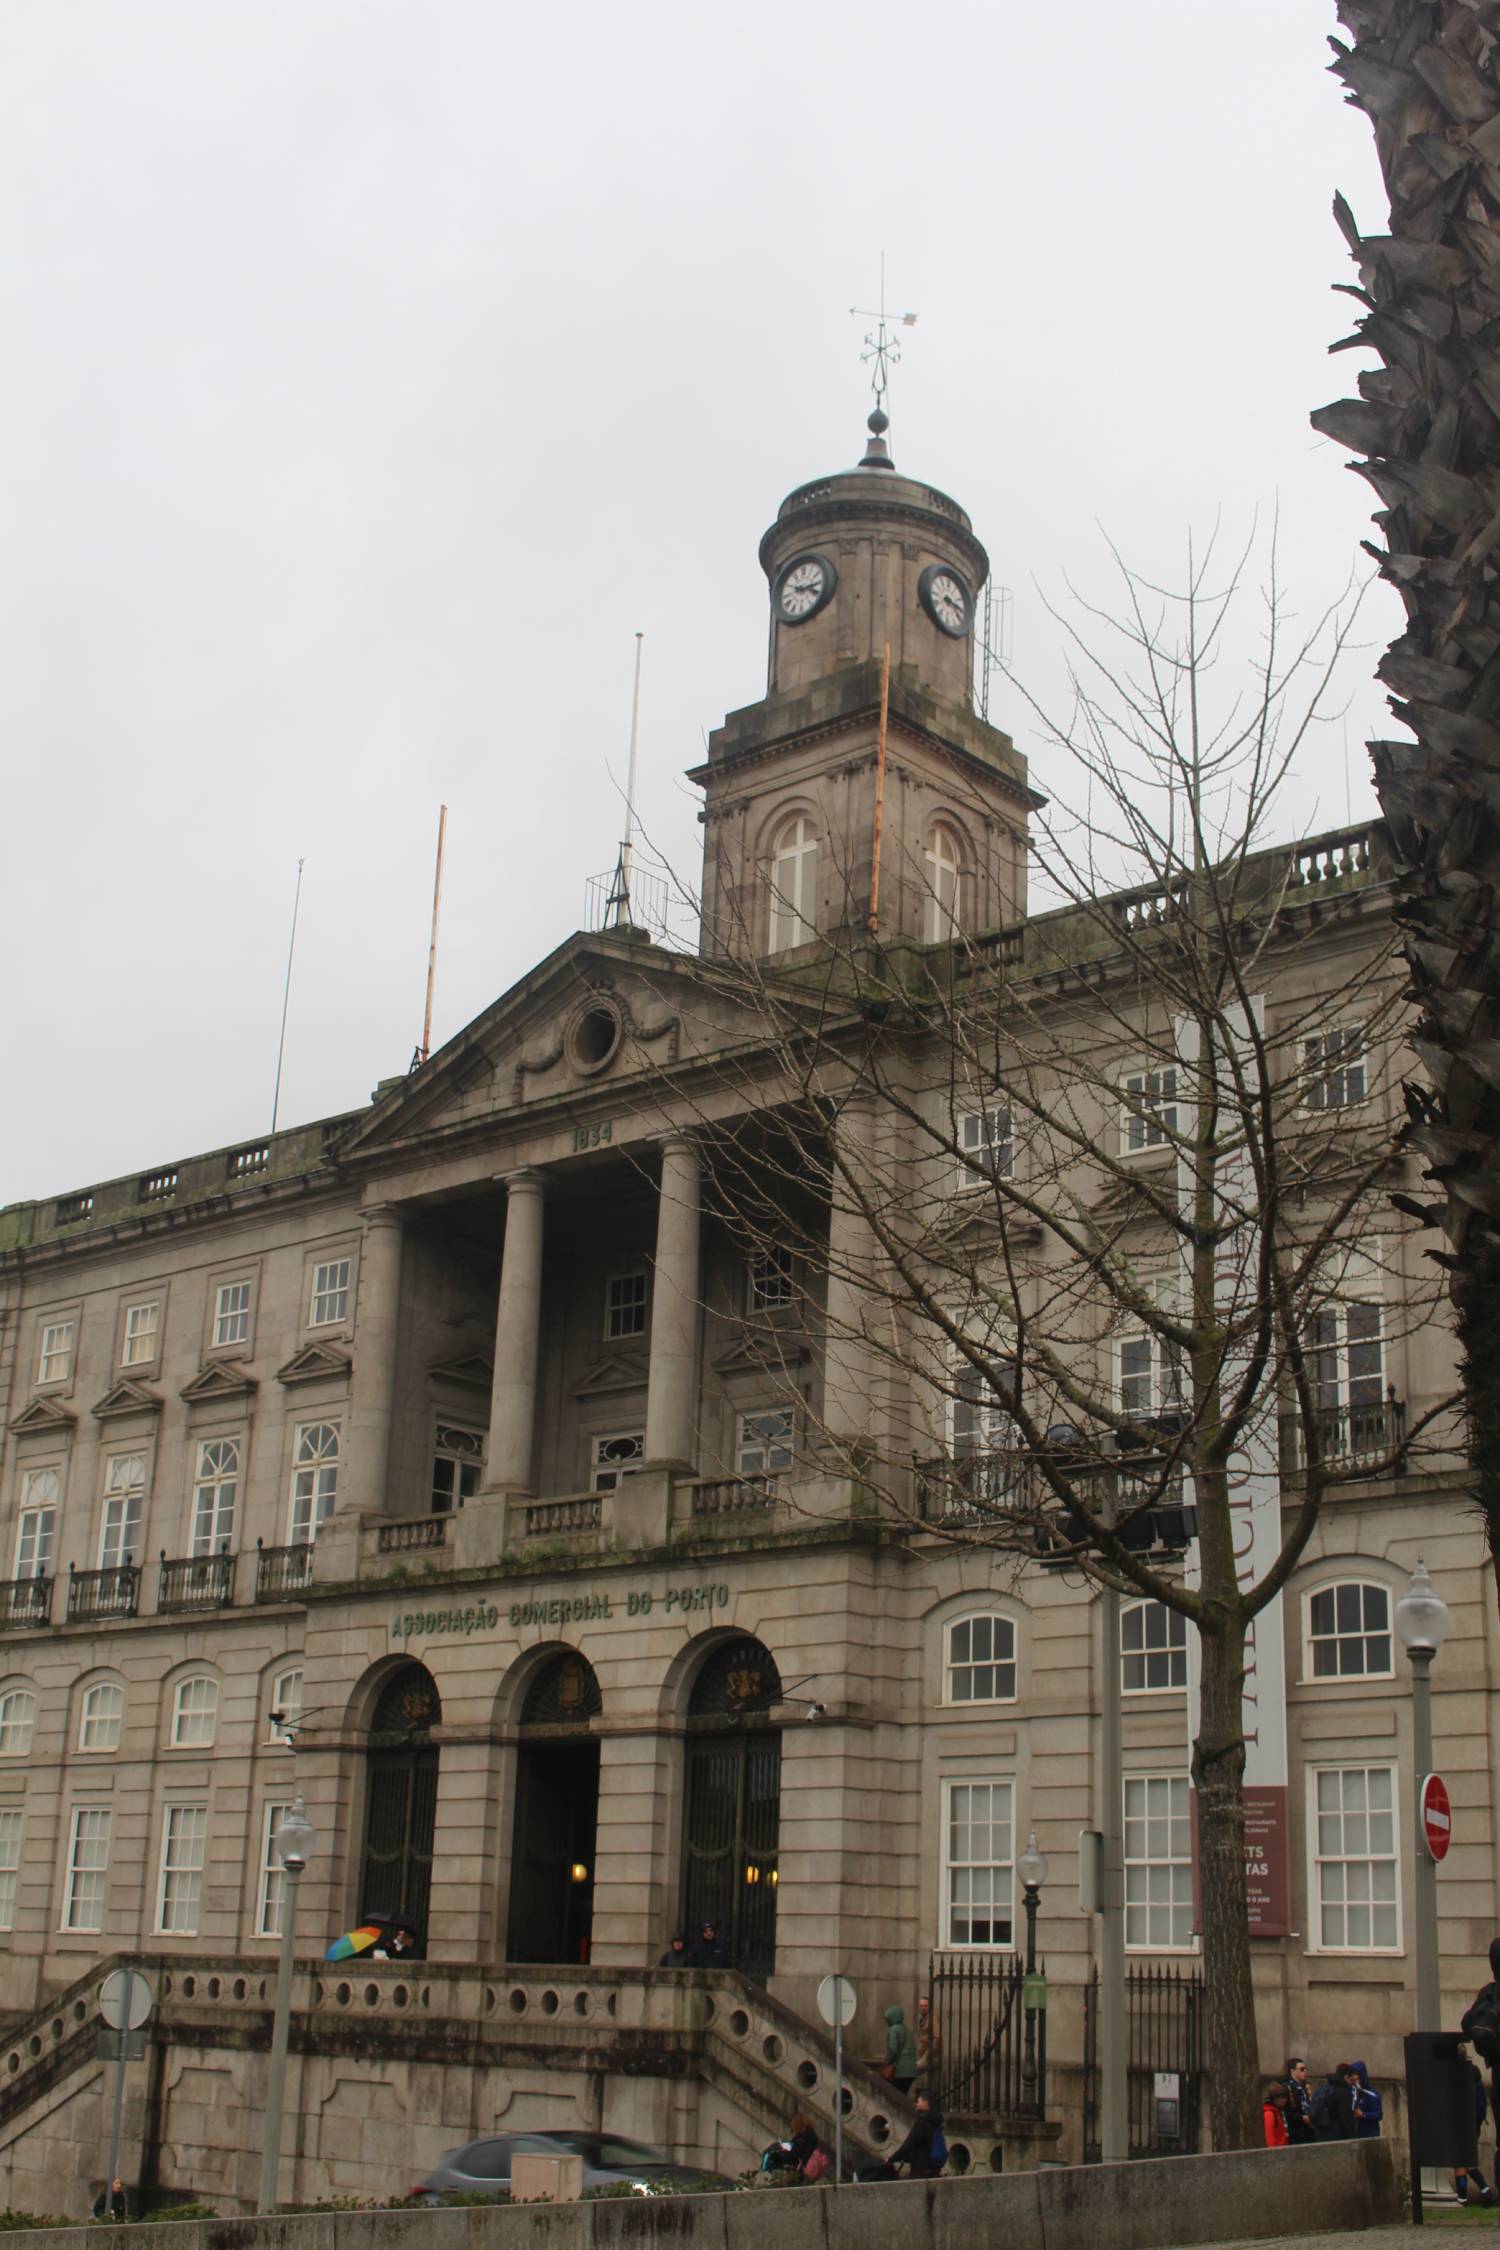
[270,858,305,1136]
[415,803,448,1068]
[606,633,645,930]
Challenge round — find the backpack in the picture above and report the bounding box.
[1308,2085,1338,2139]
[929,2129,948,2174]
[1464,1988,1500,2071]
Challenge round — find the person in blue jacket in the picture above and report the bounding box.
[1350,2060,1383,2138]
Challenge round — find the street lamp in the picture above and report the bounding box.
[1018,1830,1049,2109]
[1395,1559,1450,2032]
[257,1795,317,2214]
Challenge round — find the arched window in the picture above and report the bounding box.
[944,1614,1016,1704]
[1307,1582,1392,1678]
[0,1688,35,1757]
[79,1682,124,1753]
[924,825,962,944]
[768,816,819,952]
[268,1666,302,1744]
[1121,1601,1187,1692]
[170,1675,219,1749]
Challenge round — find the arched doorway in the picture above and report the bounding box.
[505,1651,601,1965]
[680,1637,783,1981]
[358,1663,440,1945]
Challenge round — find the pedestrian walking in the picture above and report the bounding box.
[916,1996,942,2082]
[1455,2049,1497,2207]
[1283,2057,1314,2144]
[856,2095,946,2181]
[1263,2082,1290,2148]
[881,2003,918,2095]
[1461,1939,1500,2093]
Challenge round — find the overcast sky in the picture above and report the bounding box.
[1,1,1396,1203]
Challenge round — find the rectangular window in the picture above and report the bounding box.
[956,1106,1013,1189]
[1313,1765,1399,1951]
[747,1245,796,1311]
[736,1409,793,1477]
[945,1615,1016,1705]
[1311,1303,1385,1413]
[1123,1068,1178,1153]
[289,1422,340,1542]
[1308,1583,1392,1679]
[310,1258,351,1327]
[604,1270,648,1341]
[1119,1332,1182,1419]
[1305,1025,1366,1111]
[121,1301,160,1367]
[431,1426,483,1515]
[213,1281,252,1348]
[37,1319,75,1385]
[1122,1601,1188,1692]
[591,1431,643,1491]
[256,1801,293,1937]
[16,1467,59,1577]
[941,1778,1013,1947]
[1124,1776,1194,1949]
[156,1804,208,1935]
[62,1807,112,1933]
[0,1809,21,1931]
[99,1454,146,1569]
[191,1438,239,1555]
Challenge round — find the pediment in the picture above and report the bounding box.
[574,1355,648,1399]
[91,1379,164,1422]
[9,1396,76,1437]
[429,1354,494,1391]
[276,1343,354,1387]
[180,1363,260,1406]
[710,1341,811,1379]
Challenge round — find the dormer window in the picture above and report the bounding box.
[924,826,962,944]
[768,816,819,952]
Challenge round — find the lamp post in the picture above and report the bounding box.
[257,1795,316,2215]
[1395,1559,1450,2032]
[1018,1830,1049,2110]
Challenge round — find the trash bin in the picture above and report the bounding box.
[1404,2032,1478,2223]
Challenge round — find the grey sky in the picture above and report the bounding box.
[1,1,1393,1202]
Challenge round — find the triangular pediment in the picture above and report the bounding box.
[9,1396,76,1437]
[429,1354,494,1391]
[180,1363,260,1405]
[91,1379,164,1422]
[276,1342,354,1387]
[711,1340,811,1379]
[574,1355,648,1399]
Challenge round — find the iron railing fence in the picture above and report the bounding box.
[255,1541,314,1603]
[927,1950,1045,2119]
[158,1552,236,1613]
[1083,1962,1205,2159]
[66,1564,140,1625]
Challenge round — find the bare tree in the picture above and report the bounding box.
[657,538,1456,2149]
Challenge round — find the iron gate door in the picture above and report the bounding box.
[358,1665,442,1939]
[680,1730,780,1980]
[1083,1965,1205,2158]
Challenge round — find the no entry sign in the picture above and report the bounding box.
[1421,1773,1452,1863]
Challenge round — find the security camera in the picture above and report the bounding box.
[806,1702,827,1722]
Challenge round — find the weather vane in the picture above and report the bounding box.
[850,254,918,416]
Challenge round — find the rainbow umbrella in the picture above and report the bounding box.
[325,1925,383,1961]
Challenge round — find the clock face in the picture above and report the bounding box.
[919,563,972,638]
[773,551,837,625]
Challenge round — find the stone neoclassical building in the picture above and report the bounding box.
[0,410,1489,2212]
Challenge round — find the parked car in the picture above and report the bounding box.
[411,2130,736,2202]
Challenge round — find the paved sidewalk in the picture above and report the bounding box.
[1162,2235,1424,2250]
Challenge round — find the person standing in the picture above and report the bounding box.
[1461,1939,1500,2097]
[657,1932,689,1968]
[1263,2082,1291,2148]
[1284,2057,1314,2144]
[1350,2061,1383,2138]
[92,2179,128,2222]
[916,1996,942,2084]
[687,1921,730,1969]
[1311,2063,1358,2140]
[882,2004,918,2096]
[1455,2049,1498,2207]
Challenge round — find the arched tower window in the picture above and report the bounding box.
[768,816,819,952]
[924,825,963,944]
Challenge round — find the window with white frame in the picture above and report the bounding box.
[213,1280,252,1348]
[16,1468,59,1578]
[746,1244,796,1312]
[1124,1775,1194,1948]
[62,1807,112,1932]
[1307,1582,1392,1679]
[924,825,962,946]
[121,1301,160,1367]
[288,1421,340,1542]
[431,1426,483,1514]
[591,1431,644,1491]
[255,1799,294,1936]
[1313,1765,1398,1950]
[1122,1601,1188,1693]
[1311,1302,1385,1417]
[1119,1327,1183,1419]
[191,1437,239,1555]
[309,1258,351,1327]
[98,1454,146,1570]
[944,1614,1016,1704]
[0,1809,21,1931]
[941,1778,1013,1946]
[170,1676,219,1749]
[78,1683,124,1753]
[1305,1025,1366,1111]
[1122,1067,1179,1154]
[0,1689,36,1756]
[268,1667,302,1744]
[604,1270,648,1340]
[736,1408,793,1478]
[37,1319,75,1385]
[950,1357,1018,1456]
[955,1106,1013,1191]
[156,1804,208,1935]
[768,814,819,952]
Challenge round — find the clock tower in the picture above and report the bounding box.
[692,411,1037,962]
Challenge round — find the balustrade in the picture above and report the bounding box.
[255,1541,314,1602]
[689,1476,778,1518]
[158,1552,236,1613]
[377,1516,448,1555]
[0,1576,52,1629]
[521,1495,603,1538]
[66,1564,139,1625]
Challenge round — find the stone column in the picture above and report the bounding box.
[821,1095,880,1456]
[482,1169,546,1494]
[644,1135,702,1469]
[347,1203,403,1514]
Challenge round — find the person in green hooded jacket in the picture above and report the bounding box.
[883,2003,918,2093]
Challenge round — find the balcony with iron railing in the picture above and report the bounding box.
[66,1564,140,1625]
[1280,1390,1407,1480]
[157,1551,237,1614]
[0,1576,52,1630]
[915,1440,1195,1553]
[255,1541,314,1603]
